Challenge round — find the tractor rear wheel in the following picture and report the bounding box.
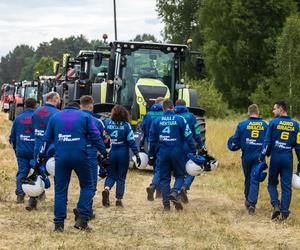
[8,103,15,121]
[195,115,206,143]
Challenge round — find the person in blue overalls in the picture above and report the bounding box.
[29,92,60,210]
[79,95,107,219]
[9,98,36,204]
[32,92,60,158]
[37,101,107,232]
[140,97,164,201]
[175,99,207,204]
[228,104,268,214]
[102,105,141,208]
[149,99,196,211]
[260,100,300,220]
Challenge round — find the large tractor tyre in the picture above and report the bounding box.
[8,103,15,121]
[195,115,206,143]
[15,106,24,118]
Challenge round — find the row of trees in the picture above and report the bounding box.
[1,1,300,116]
[0,35,105,84]
[157,0,300,116]
[0,33,159,85]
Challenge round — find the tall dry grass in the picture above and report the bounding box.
[0,113,300,250]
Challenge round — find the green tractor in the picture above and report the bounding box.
[92,41,205,141]
[56,48,110,107]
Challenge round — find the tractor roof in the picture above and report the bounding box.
[110,41,188,53]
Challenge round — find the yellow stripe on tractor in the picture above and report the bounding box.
[100,82,107,103]
[178,88,191,107]
[131,78,170,125]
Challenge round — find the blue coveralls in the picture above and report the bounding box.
[32,103,59,159]
[231,117,268,206]
[105,120,139,200]
[175,105,204,190]
[261,116,300,216]
[140,104,164,188]
[9,109,35,196]
[149,110,196,207]
[41,107,107,224]
[82,110,106,213]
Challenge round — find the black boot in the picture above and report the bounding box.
[116,200,123,207]
[16,194,25,204]
[146,185,155,201]
[248,205,255,215]
[271,204,280,220]
[279,211,290,221]
[102,189,110,207]
[73,208,95,221]
[155,188,162,199]
[169,191,183,210]
[74,217,90,231]
[54,223,64,232]
[163,204,171,211]
[26,197,37,211]
[180,186,189,204]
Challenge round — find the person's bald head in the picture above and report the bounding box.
[46,92,60,107]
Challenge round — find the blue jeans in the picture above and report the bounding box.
[268,152,293,216]
[158,148,185,206]
[54,151,93,224]
[104,146,129,199]
[16,156,32,195]
[241,155,260,206]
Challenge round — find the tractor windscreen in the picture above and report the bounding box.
[120,48,175,107]
[24,86,38,100]
[90,58,109,82]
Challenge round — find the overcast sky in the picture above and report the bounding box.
[0,0,164,57]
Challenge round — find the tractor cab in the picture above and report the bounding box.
[63,49,110,105]
[98,41,204,125]
[22,81,43,106]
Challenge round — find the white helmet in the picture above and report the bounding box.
[22,175,45,197]
[132,152,149,169]
[186,159,204,176]
[46,157,55,176]
[292,173,300,190]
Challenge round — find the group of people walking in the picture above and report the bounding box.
[228,101,300,220]
[9,92,208,232]
[10,90,297,232]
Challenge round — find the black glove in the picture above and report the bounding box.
[36,153,44,165]
[140,145,145,152]
[148,156,154,166]
[198,146,208,156]
[101,157,109,168]
[99,171,107,179]
[135,154,141,167]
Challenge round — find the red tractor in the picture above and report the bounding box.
[1,83,15,113]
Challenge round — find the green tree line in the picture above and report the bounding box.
[157,0,300,117]
[2,1,300,117]
[0,35,105,84]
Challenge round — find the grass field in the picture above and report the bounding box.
[1,112,300,250]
